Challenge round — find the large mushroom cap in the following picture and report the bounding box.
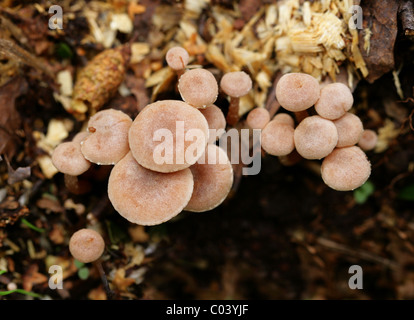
[185,144,233,212]
[166,46,189,71]
[275,73,320,112]
[246,108,270,130]
[108,153,194,226]
[199,104,226,143]
[261,121,295,156]
[333,112,364,148]
[220,71,252,98]
[69,229,105,263]
[178,69,218,108]
[81,109,132,165]
[321,146,371,191]
[294,115,338,159]
[129,100,209,173]
[315,83,354,120]
[52,141,91,176]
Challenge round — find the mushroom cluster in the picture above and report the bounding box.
[53,47,237,234]
[256,72,378,191]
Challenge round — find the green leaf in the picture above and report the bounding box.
[0,270,7,275]
[74,259,85,269]
[398,184,414,201]
[78,267,89,280]
[21,218,45,233]
[55,42,73,60]
[0,289,42,298]
[354,181,375,204]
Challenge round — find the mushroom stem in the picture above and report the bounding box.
[294,110,309,124]
[226,97,240,126]
[64,174,91,195]
[93,260,114,300]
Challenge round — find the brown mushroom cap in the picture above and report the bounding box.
[166,46,189,71]
[69,229,105,263]
[178,69,218,108]
[129,100,209,173]
[275,73,320,112]
[272,113,295,127]
[52,141,91,176]
[294,115,338,159]
[81,109,132,165]
[333,113,364,148]
[261,121,295,156]
[220,71,252,98]
[199,104,226,142]
[246,108,270,130]
[108,153,194,225]
[185,144,233,212]
[321,146,371,191]
[358,129,378,151]
[315,83,354,120]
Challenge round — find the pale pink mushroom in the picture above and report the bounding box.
[261,121,295,156]
[321,146,371,191]
[199,104,226,143]
[358,129,378,151]
[294,115,338,159]
[129,100,209,173]
[271,113,295,127]
[166,46,190,74]
[246,108,270,130]
[178,69,218,108]
[275,73,320,112]
[52,142,91,176]
[315,83,354,120]
[108,153,194,226]
[220,71,252,126]
[69,229,105,263]
[333,113,364,148]
[185,144,233,212]
[81,109,132,165]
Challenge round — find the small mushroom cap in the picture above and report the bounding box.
[178,69,218,108]
[275,73,320,112]
[72,131,90,144]
[220,71,252,98]
[199,104,226,143]
[185,144,233,212]
[129,100,209,173]
[294,115,338,159]
[246,108,270,130]
[108,153,194,225]
[333,112,364,148]
[166,46,190,71]
[69,229,105,263]
[52,141,91,176]
[81,109,132,165]
[262,121,295,156]
[315,83,354,120]
[321,146,371,191]
[272,113,295,127]
[358,129,378,151]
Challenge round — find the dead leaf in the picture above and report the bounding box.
[360,0,399,83]
[22,264,48,292]
[0,76,27,158]
[111,268,135,292]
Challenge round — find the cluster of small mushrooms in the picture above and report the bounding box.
[52,47,377,264]
[247,72,377,192]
